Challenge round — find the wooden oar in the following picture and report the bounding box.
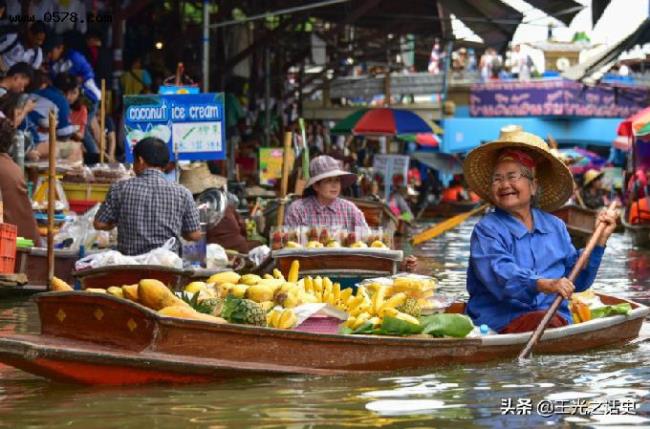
[411,203,488,246]
[518,201,617,361]
[276,132,293,227]
[47,111,57,289]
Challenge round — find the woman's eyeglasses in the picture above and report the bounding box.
[491,171,531,185]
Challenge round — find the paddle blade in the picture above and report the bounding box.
[411,204,488,246]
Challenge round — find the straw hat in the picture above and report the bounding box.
[583,169,604,187]
[463,125,573,211]
[179,162,227,195]
[305,155,357,189]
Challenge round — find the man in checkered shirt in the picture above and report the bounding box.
[94,137,201,255]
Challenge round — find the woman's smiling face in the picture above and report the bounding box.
[490,160,536,213]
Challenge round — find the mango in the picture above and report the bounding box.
[85,288,107,294]
[349,241,368,248]
[285,241,302,248]
[207,271,241,285]
[245,284,275,303]
[370,240,388,249]
[107,286,124,298]
[306,240,324,248]
[239,274,262,286]
[230,283,249,298]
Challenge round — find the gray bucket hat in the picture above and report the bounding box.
[305,155,357,189]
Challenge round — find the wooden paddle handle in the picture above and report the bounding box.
[47,111,57,288]
[276,132,293,227]
[518,201,617,361]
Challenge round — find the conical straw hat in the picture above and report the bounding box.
[179,162,227,195]
[463,125,573,211]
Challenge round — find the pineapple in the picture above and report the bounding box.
[221,296,267,326]
[396,297,422,318]
[181,292,224,317]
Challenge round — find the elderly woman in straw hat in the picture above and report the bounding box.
[286,155,417,271]
[463,126,618,334]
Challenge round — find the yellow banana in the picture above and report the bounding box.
[350,301,371,317]
[339,288,353,305]
[267,309,281,327]
[382,307,398,318]
[379,292,408,316]
[372,286,386,316]
[278,309,297,329]
[287,260,300,283]
[353,312,371,329]
[304,276,314,293]
[263,273,274,280]
[322,279,332,303]
[395,311,420,325]
[313,276,323,295]
[344,315,357,328]
[273,268,285,281]
[332,283,341,304]
[368,316,382,327]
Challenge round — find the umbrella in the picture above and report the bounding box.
[411,151,463,175]
[558,147,606,175]
[618,107,650,138]
[399,133,440,148]
[331,108,434,136]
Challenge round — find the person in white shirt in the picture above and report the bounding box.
[0,20,46,72]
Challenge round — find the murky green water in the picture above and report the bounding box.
[0,220,649,428]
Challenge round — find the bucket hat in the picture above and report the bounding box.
[305,155,357,190]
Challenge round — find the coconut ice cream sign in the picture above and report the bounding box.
[123,93,226,161]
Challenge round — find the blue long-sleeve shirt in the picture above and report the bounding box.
[466,207,605,332]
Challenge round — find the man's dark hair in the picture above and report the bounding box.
[0,117,16,153]
[133,137,169,167]
[53,72,78,94]
[29,21,47,35]
[6,62,33,80]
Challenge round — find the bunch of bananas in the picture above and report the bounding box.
[342,284,420,330]
[266,308,297,329]
[389,276,436,299]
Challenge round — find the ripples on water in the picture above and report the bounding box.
[0,220,649,428]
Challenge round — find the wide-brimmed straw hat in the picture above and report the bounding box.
[305,155,357,189]
[179,162,227,195]
[463,125,573,211]
[583,169,604,187]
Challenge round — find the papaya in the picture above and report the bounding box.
[158,305,227,323]
[50,276,73,292]
[107,286,124,298]
[138,279,187,310]
[85,288,108,294]
[122,284,139,302]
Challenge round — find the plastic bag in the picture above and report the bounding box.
[206,243,229,269]
[135,238,183,268]
[248,245,270,267]
[75,250,138,270]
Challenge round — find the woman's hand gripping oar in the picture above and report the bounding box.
[517,201,618,361]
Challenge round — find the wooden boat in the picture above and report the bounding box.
[345,198,399,230]
[0,291,646,385]
[13,247,78,292]
[73,265,188,291]
[272,248,403,288]
[622,210,650,248]
[551,204,597,248]
[418,200,481,220]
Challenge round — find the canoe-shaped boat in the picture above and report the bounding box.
[418,201,480,220]
[346,197,399,230]
[0,291,646,385]
[13,247,78,292]
[272,248,403,287]
[622,210,650,248]
[551,204,597,248]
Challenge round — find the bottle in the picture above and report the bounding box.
[479,324,489,335]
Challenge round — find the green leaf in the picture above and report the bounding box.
[590,306,610,319]
[339,326,353,335]
[352,321,375,335]
[378,316,423,336]
[610,303,632,315]
[591,303,632,319]
[421,314,474,338]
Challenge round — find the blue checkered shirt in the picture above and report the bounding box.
[96,169,201,255]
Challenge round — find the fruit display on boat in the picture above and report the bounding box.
[270,225,393,250]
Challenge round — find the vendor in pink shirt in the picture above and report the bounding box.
[285,155,417,271]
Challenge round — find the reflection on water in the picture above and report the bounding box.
[0,220,649,428]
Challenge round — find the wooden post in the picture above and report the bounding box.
[100,79,106,163]
[276,131,293,227]
[47,111,57,288]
